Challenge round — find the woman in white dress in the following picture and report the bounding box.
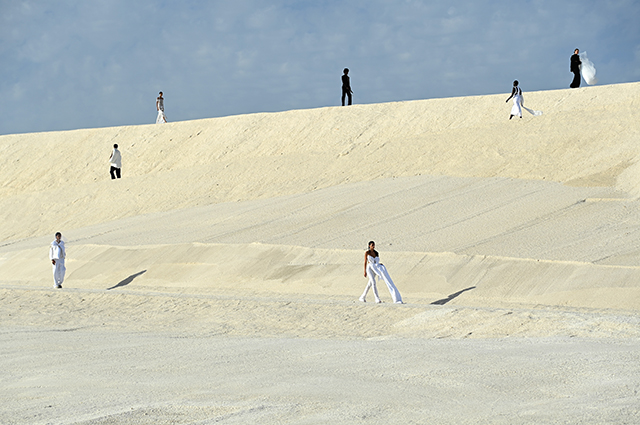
[360,241,403,304]
[156,91,167,123]
[505,80,523,120]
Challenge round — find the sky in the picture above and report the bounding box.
[1,0,639,135]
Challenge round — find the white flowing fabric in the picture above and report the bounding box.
[362,255,403,303]
[580,52,598,85]
[156,110,166,124]
[523,105,543,116]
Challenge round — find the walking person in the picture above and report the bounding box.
[341,68,353,106]
[109,144,121,179]
[570,48,582,88]
[360,241,403,304]
[505,80,523,120]
[49,232,66,289]
[156,91,167,123]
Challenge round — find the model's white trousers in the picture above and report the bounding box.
[362,264,382,302]
[510,94,523,117]
[156,110,166,124]
[363,263,402,303]
[52,259,65,286]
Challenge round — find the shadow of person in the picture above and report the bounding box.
[431,286,476,305]
[107,270,147,290]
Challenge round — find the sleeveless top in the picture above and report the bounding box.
[157,97,164,111]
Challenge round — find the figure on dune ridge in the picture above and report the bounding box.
[570,48,582,88]
[360,241,403,304]
[156,91,167,123]
[505,80,523,120]
[341,68,353,106]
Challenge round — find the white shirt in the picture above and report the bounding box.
[110,148,122,168]
[50,240,66,260]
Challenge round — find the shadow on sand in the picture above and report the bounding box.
[107,270,147,290]
[431,286,476,305]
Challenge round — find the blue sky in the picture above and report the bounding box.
[1,0,639,135]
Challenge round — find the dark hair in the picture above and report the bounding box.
[55,232,61,237]
[114,144,118,149]
[343,68,349,74]
[368,241,375,247]
[513,80,519,86]
[159,91,163,95]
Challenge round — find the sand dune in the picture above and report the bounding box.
[2,82,640,242]
[2,83,640,423]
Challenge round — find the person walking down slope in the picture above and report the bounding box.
[505,80,523,120]
[570,48,582,88]
[341,68,353,106]
[109,144,121,179]
[50,232,66,289]
[156,91,167,123]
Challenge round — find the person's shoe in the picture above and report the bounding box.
[394,300,403,304]
[359,296,366,303]
[55,285,62,289]
[375,299,382,304]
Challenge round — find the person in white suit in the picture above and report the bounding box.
[49,232,66,289]
[360,241,403,304]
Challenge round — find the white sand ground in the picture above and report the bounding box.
[1,83,640,423]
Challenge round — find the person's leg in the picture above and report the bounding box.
[360,279,370,302]
[115,168,121,179]
[53,261,64,287]
[570,71,581,88]
[58,260,65,286]
[341,89,347,106]
[347,91,352,106]
[110,166,116,179]
[52,263,59,287]
[361,269,382,302]
[369,269,382,303]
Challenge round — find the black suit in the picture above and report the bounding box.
[341,74,352,106]
[570,53,582,88]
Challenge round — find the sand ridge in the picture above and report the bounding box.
[1,82,640,242]
[2,83,640,424]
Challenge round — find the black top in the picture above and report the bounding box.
[570,54,582,73]
[342,74,351,90]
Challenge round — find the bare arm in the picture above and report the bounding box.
[364,252,368,277]
[505,87,516,103]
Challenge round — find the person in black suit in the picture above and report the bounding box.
[570,48,582,88]
[341,68,353,106]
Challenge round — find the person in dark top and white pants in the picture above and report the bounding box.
[109,144,121,179]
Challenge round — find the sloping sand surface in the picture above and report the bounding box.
[2,83,640,423]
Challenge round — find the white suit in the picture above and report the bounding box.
[361,255,403,303]
[49,240,66,288]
